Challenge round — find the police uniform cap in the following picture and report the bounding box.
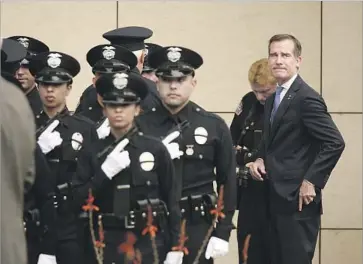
[102,26,153,52]
[1,38,27,75]
[1,49,7,64]
[96,72,148,106]
[142,43,163,73]
[29,51,80,84]
[148,46,203,78]
[7,36,49,66]
[1,38,27,63]
[86,44,138,74]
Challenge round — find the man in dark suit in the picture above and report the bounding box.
[249,34,345,264]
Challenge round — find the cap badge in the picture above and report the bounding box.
[17,37,29,48]
[167,47,182,62]
[102,46,116,60]
[144,45,149,57]
[47,53,62,68]
[113,73,128,90]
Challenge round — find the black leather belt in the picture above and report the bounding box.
[79,199,168,231]
[179,193,217,224]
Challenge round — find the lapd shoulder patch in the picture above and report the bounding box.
[235,101,243,116]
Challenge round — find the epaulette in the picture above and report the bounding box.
[190,102,225,123]
[71,113,96,126]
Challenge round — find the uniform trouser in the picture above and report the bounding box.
[237,181,269,264]
[55,210,84,264]
[182,220,214,264]
[83,227,167,264]
[268,202,321,264]
[55,238,83,264]
[26,231,41,264]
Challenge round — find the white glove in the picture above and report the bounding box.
[162,131,183,160]
[101,138,130,179]
[97,118,110,139]
[37,120,63,154]
[205,236,229,259]
[37,254,57,264]
[164,251,184,264]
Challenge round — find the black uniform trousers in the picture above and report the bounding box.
[82,227,167,264]
[26,229,41,264]
[182,220,213,264]
[55,207,83,264]
[237,180,269,264]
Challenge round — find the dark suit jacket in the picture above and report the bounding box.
[258,75,345,214]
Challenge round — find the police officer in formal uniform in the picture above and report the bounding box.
[141,42,162,82]
[29,51,98,264]
[230,58,276,264]
[72,72,182,264]
[1,38,56,264]
[102,26,162,113]
[75,44,137,124]
[7,35,50,116]
[136,46,236,264]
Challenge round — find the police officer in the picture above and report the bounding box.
[72,72,182,264]
[230,58,276,264]
[102,26,162,113]
[137,46,236,264]
[1,39,56,264]
[29,51,98,264]
[7,36,50,116]
[75,44,137,123]
[141,42,162,82]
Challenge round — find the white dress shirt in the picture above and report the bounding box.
[277,73,298,103]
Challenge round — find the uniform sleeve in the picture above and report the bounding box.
[301,94,345,189]
[156,143,182,248]
[72,143,111,209]
[33,145,57,255]
[230,99,244,145]
[213,119,237,242]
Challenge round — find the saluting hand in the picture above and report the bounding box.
[101,138,131,179]
[97,118,110,139]
[162,131,183,160]
[37,120,63,154]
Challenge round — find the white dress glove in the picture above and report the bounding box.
[97,118,110,139]
[164,251,184,264]
[101,138,130,179]
[37,120,63,154]
[162,131,183,160]
[37,254,57,264]
[205,236,229,259]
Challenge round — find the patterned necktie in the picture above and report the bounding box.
[270,86,284,123]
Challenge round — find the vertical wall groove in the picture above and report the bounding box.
[319,3,323,262]
[320,1,324,97]
[116,1,119,28]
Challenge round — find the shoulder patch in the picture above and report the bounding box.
[235,100,243,115]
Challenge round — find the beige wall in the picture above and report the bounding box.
[1,2,361,263]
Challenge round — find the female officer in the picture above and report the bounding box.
[73,72,182,264]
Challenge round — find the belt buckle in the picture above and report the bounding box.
[124,211,135,229]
